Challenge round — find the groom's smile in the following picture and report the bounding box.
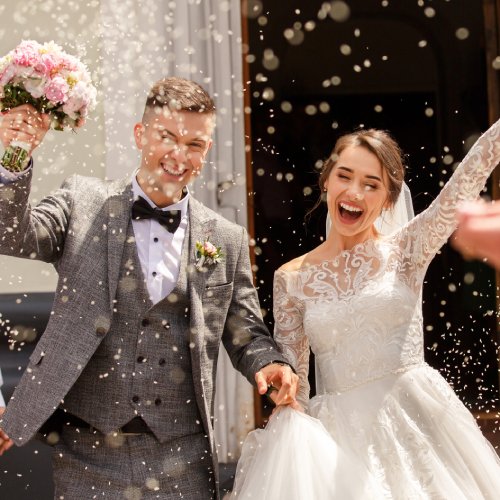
[160,160,188,178]
[134,107,214,208]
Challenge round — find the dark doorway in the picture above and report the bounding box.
[245,0,498,420]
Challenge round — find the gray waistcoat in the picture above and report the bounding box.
[63,220,204,443]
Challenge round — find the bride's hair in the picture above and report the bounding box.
[310,129,406,215]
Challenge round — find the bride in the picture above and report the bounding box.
[232,120,500,498]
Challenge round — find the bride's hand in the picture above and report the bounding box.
[290,400,305,412]
[267,388,306,415]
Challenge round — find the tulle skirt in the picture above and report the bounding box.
[309,364,500,499]
[232,365,500,499]
[231,407,383,499]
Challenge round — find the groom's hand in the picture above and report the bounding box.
[0,408,13,456]
[255,363,299,407]
[0,104,50,155]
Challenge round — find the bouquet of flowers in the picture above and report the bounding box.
[0,40,97,171]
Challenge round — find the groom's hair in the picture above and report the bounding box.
[143,77,216,117]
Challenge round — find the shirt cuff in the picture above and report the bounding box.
[0,158,33,184]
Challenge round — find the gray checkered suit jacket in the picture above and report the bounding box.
[0,172,286,477]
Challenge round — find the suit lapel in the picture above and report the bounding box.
[107,179,134,310]
[187,199,217,305]
[187,198,217,433]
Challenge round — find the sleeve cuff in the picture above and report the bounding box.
[0,158,33,184]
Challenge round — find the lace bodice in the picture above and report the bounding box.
[274,119,500,408]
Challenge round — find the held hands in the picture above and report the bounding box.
[0,104,50,156]
[255,363,302,411]
[0,408,13,456]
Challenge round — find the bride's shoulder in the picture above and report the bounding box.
[278,254,309,273]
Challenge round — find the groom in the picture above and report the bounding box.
[0,77,297,498]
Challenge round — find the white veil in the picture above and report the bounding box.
[318,182,414,394]
[374,182,414,236]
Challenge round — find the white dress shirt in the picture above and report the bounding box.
[0,166,189,305]
[131,175,189,305]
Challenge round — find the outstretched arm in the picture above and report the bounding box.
[397,118,500,279]
[0,104,72,263]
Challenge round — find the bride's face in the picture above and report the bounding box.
[324,145,390,241]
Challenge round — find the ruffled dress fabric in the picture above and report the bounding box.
[231,406,383,499]
[309,364,500,499]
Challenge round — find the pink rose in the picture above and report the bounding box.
[203,241,217,255]
[59,53,80,73]
[34,53,57,77]
[45,76,69,103]
[0,65,16,86]
[12,40,40,67]
[62,81,96,121]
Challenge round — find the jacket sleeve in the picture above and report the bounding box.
[222,226,293,385]
[0,170,75,263]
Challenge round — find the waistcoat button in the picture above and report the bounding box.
[158,358,166,366]
[132,395,140,403]
[141,318,150,327]
[95,326,107,336]
[137,356,145,363]
[155,398,162,406]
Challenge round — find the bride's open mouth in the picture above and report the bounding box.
[338,202,363,221]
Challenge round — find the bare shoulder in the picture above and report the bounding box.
[278,254,309,273]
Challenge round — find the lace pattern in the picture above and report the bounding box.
[273,118,500,402]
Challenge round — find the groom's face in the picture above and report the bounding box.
[134,107,214,207]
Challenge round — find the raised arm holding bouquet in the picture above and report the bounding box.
[0,40,96,457]
[0,39,96,172]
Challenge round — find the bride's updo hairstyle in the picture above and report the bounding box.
[313,129,405,213]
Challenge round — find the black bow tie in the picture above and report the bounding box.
[131,196,181,233]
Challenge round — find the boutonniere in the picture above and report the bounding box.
[195,239,223,270]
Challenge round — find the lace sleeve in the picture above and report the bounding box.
[399,118,500,275]
[273,270,310,410]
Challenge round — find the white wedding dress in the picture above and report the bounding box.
[232,119,500,499]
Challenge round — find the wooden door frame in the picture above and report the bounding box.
[483,0,500,340]
[240,1,265,426]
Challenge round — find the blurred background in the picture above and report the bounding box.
[0,1,499,497]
